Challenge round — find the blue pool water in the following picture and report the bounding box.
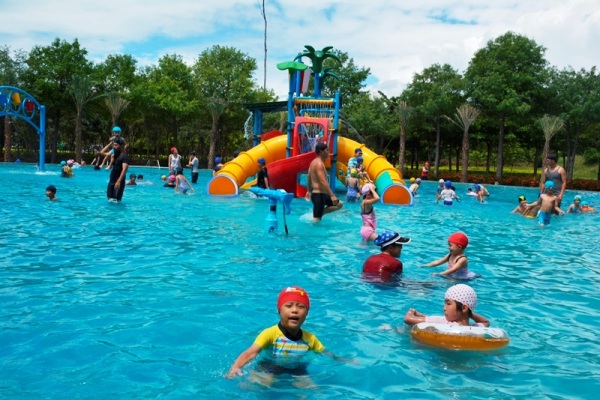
[1,163,599,399]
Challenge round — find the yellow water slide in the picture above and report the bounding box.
[207,135,412,205]
[207,135,287,195]
[336,137,412,205]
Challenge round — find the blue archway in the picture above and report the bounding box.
[0,86,47,171]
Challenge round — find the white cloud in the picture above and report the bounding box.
[1,0,597,99]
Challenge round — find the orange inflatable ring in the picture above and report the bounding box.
[411,322,509,351]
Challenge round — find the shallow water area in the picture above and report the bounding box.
[1,163,600,399]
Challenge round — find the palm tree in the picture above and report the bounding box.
[539,115,564,167]
[105,92,130,127]
[206,96,227,169]
[396,101,412,175]
[70,75,104,163]
[299,46,341,96]
[446,104,480,183]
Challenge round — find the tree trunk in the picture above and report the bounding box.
[51,110,61,163]
[461,127,469,183]
[4,117,12,162]
[447,146,452,172]
[566,127,580,181]
[398,125,406,175]
[533,146,539,176]
[434,120,441,177]
[496,117,505,181]
[455,148,459,172]
[208,118,218,169]
[75,111,83,164]
[485,141,492,173]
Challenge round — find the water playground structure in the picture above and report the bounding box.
[0,86,47,171]
[207,46,413,206]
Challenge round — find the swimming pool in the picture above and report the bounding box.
[2,163,599,399]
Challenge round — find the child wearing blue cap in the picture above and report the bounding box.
[567,195,583,214]
[256,158,269,189]
[525,180,565,225]
[436,180,459,206]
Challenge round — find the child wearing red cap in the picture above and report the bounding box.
[422,232,478,279]
[226,286,349,381]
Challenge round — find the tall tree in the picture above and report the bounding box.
[318,49,370,106]
[402,63,464,177]
[22,38,92,162]
[259,0,267,89]
[539,114,564,166]
[70,74,103,163]
[135,54,196,148]
[465,31,548,180]
[0,46,26,161]
[547,67,600,180]
[192,45,257,168]
[446,104,480,183]
[378,92,412,173]
[105,92,130,127]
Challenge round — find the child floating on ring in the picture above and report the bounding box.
[422,232,478,279]
[403,284,490,327]
[226,286,353,385]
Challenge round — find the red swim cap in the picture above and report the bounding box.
[448,232,468,249]
[277,286,310,310]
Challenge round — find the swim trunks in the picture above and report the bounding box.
[311,193,334,219]
[537,210,552,226]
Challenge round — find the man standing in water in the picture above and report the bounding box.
[102,136,130,203]
[539,153,567,209]
[305,143,343,221]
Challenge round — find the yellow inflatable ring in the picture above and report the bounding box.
[411,322,509,351]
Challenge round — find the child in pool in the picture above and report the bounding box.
[345,168,361,203]
[423,232,477,279]
[436,181,459,205]
[45,185,58,201]
[174,170,194,194]
[525,180,564,225]
[512,195,539,217]
[226,287,350,383]
[403,284,490,327]
[360,183,380,242]
[567,195,583,214]
[408,178,421,195]
[126,173,137,186]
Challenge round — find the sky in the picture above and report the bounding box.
[2,0,599,99]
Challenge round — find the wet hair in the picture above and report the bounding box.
[453,300,473,318]
[315,143,328,154]
[137,174,143,180]
[129,173,136,179]
[46,185,57,193]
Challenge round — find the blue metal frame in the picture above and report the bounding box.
[0,86,47,171]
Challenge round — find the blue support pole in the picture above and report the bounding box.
[39,105,46,171]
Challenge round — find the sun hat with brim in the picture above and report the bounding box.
[374,231,411,248]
